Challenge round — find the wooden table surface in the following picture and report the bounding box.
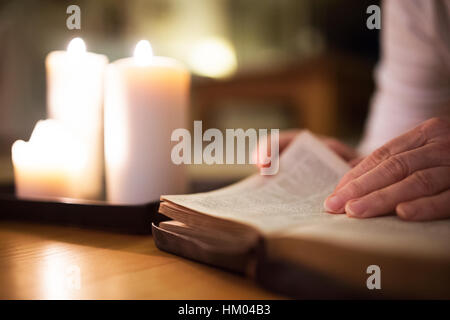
[0,221,280,299]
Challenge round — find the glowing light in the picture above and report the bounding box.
[67,37,86,55]
[188,37,237,78]
[133,40,153,66]
[12,120,86,170]
[40,244,80,299]
[11,120,88,199]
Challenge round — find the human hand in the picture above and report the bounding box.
[324,117,450,221]
[256,129,359,169]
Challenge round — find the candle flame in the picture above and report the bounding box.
[134,40,153,66]
[67,37,86,55]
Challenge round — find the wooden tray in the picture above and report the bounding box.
[0,185,164,234]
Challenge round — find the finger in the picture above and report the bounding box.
[255,129,300,168]
[334,122,430,190]
[349,156,364,167]
[324,144,449,213]
[396,189,450,221]
[336,118,450,190]
[344,167,450,218]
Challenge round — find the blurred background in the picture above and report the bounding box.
[0,0,380,188]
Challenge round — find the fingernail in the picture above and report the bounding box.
[324,194,345,212]
[346,199,367,217]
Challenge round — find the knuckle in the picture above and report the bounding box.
[371,146,391,163]
[424,117,446,129]
[412,170,435,195]
[382,156,410,179]
[371,189,389,205]
[421,117,450,138]
[344,179,364,198]
[365,147,391,170]
[358,158,373,172]
[434,141,450,165]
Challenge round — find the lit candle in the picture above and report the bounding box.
[45,37,108,200]
[104,40,190,204]
[12,120,88,200]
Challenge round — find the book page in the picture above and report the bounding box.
[162,130,450,278]
[277,212,450,258]
[162,131,350,234]
[162,130,450,258]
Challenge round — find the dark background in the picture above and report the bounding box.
[0,0,380,184]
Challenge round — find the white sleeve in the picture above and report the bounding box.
[358,0,450,155]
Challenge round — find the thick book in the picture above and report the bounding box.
[153,131,450,299]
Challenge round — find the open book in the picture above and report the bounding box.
[154,131,450,298]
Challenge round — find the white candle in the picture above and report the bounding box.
[105,40,190,204]
[12,120,88,200]
[46,37,108,200]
